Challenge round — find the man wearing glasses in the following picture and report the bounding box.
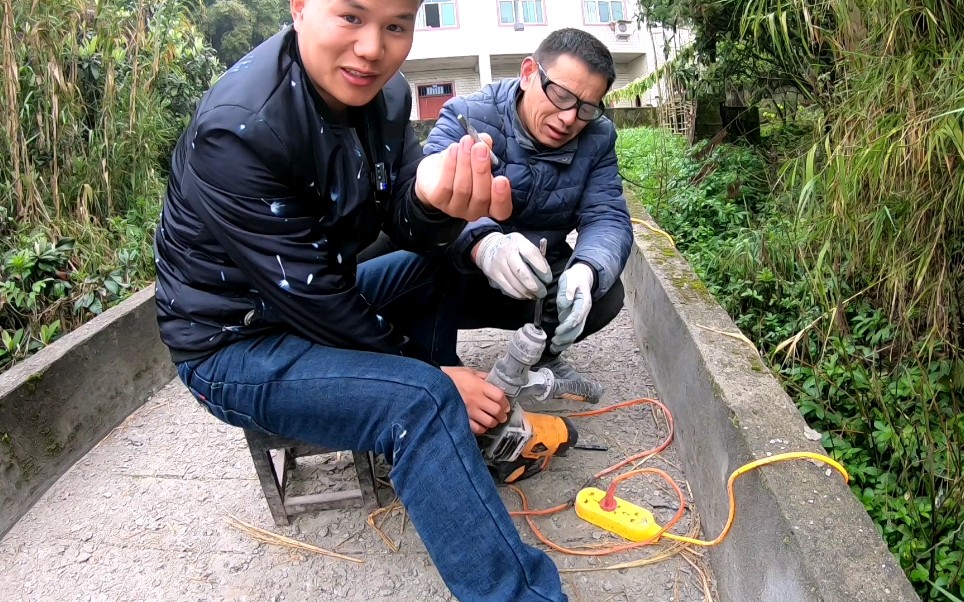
[424,28,633,398]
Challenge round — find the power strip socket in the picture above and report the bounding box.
[574,487,662,542]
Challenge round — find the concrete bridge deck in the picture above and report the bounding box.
[0,309,713,601]
[0,226,920,601]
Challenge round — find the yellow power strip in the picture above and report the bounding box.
[574,487,663,542]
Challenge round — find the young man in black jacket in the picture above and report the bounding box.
[154,1,566,600]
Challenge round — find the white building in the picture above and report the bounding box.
[402,0,687,119]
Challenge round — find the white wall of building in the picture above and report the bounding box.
[401,0,693,118]
[407,0,647,63]
[490,65,522,81]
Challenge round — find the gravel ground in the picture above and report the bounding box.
[0,308,716,601]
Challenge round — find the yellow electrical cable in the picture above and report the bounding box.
[631,217,676,248]
[660,451,850,547]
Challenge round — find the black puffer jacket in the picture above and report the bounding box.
[154,28,464,362]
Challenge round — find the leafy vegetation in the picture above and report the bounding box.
[0,0,220,369]
[617,1,963,599]
[620,123,962,600]
[618,127,817,354]
[629,0,820,108]
[203,0,288,66]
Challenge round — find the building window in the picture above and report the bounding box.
[418,0,458,29]
[584,0,624,24]
[498,0,546,25]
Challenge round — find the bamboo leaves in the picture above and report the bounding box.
[0,0,219,367]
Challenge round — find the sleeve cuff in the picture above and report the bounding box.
[409,183,466,227]
[570,258,602,297]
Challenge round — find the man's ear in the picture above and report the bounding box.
[290,0,306,30]
[519,56,538,90]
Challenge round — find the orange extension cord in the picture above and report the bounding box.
[506,397,850,556]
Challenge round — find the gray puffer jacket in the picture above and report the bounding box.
[423,78,632,298]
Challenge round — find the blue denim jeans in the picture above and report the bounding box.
[175,251,566,602]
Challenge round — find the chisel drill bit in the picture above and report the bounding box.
[533,238,548,328]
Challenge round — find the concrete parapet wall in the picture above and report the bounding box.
[0,287,174,538]
[624,222,919,601]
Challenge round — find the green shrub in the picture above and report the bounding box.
[0,0,218,367]
[617,126,963,599]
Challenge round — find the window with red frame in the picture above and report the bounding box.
[418,0,458,28]
[498,0,546,25]
[584,0,624,23]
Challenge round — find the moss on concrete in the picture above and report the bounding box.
[24,371,45,394]
[39,426,66,457]
[18,456,37,479]
[711,379,726,401]
[638,235,717,307]
[669,271,715,305]
[3,442,38,480]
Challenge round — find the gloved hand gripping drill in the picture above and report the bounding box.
[502,239,604,405]
[478,240,604,484]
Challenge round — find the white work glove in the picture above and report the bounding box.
[473,232,552,300]
[551,263,595,354]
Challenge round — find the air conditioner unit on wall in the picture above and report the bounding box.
[609,19,632,39]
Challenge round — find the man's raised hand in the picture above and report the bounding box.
[415,134,512,222]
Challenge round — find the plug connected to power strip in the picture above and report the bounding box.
[574,487,663,542]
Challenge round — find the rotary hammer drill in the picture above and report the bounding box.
[478,322,603,484]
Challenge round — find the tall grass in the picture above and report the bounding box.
[0,0,219,367]
[0,0,218,227]
[745,1,963,349]
[736,1,964,598]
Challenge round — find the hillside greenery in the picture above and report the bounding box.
[202,0,288,66]
[0,0,220,368]
[614,1,963,598]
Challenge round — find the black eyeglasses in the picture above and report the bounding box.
[537,64,605,122]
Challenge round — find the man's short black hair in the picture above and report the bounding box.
[533,28,616,92]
